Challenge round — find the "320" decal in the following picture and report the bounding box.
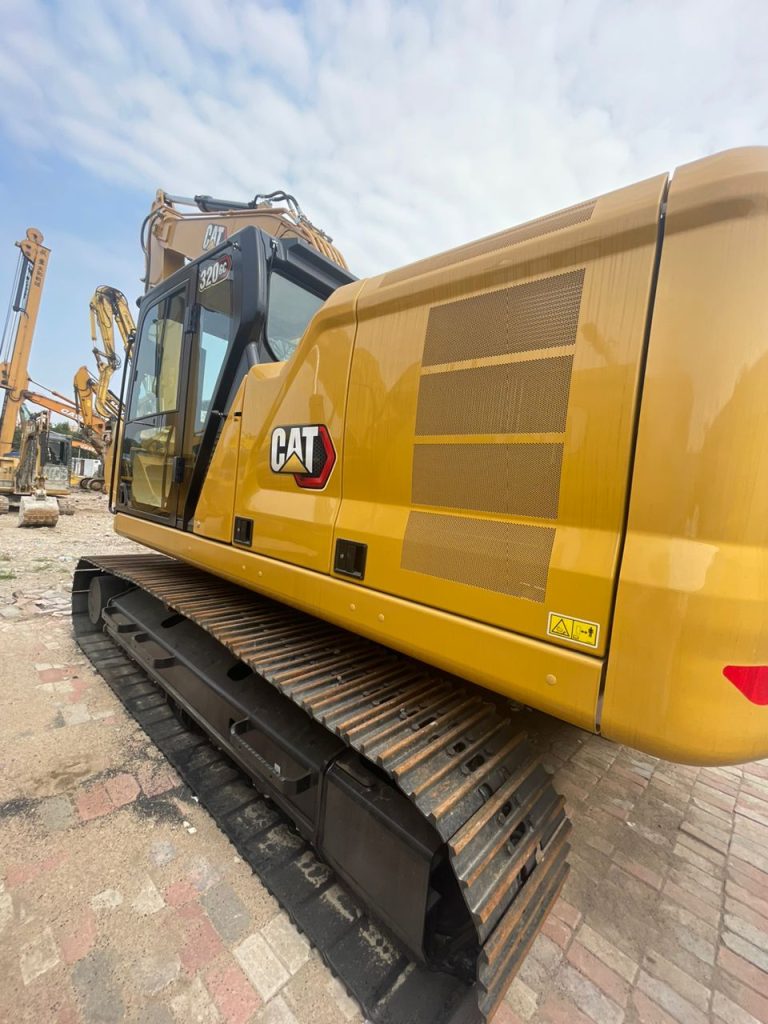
[198,254,232,293]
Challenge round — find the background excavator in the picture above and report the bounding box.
[74,149,768,1023]
[0,229,67,525]
[72,285,136,491]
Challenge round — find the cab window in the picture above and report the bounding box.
[128,291,185,419]
[192,271,232,432]
[266,273,324,362]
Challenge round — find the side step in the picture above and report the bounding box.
[73,554,571,1022]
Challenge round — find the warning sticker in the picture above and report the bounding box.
[547,612,600,649]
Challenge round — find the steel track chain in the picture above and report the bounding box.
[74,553,571,1019]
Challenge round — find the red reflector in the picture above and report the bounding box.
[723,665,768,706]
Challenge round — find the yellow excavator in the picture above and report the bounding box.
[72,285,136,491]
[0,228,68,526]
[73,149,768,1023]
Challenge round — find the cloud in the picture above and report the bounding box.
[1,0,768,280]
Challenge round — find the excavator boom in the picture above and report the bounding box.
[142,189,347,290]
[88,285,135,419]
[0,229,50,457]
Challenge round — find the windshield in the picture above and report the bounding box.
[266,273,325,361]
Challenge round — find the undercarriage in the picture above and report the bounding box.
[73,553,571,1024]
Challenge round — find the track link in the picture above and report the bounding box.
[73,554,571,1021]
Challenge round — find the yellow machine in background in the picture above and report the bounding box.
[74,150,768,1022]
[72,285,136,491]
[0,228,66,525]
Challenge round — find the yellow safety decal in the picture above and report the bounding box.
[547,612,600,649]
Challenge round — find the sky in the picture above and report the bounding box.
[0,0,767,403]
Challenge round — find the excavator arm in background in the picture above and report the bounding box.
[88,286,135,419]
[0,229,50,458]
[141,189,348,290]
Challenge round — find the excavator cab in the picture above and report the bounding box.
[115,228,353,525]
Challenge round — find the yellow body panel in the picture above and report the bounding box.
[603,148,768,764]
[119,512,601,730]
[116,147,768,766]
[193,386,244,543]
[336,174,666,655]
[220,282,364,573]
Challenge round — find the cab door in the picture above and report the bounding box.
[118,280,191,524]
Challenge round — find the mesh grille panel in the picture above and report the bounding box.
[415,355,573,436]
[412,442,563,520]
[401,512,555,602]
[381,201,595,288]
[422,268,584,367]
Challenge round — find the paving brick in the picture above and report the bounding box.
[676,832,727,869]
[189,856,220,893]
[36,794,75,832]
[556,962,623,1024]
[636,969,708,1024]
[717,967,768,1023]
[717,944,768,998]
[131,876,165,915]
[234,932,290,1001]
[71,950,124,1024]
[725,896,768,935]
[728,856,768,895]
[552,896,582,930]
[567,940,630,1007]
[540,914,572,950]
[138,764,180,797]
[263,913,311,975]
[170,976,221,1023]
[201,881,252,944]
[165,879,199,907]
[613,852,665,891]
[722,931,768,973]
[519,932,564,989]
[254,995,299,1024]
[504,976,538,1020]
[538,992,600,1024]
[62,703,92,726]
[632,989,681,1023]
[731,837,768,874]
[19,926,60,985]
[5,852,66,887]
[60,908,97,964]
[149,839,177,866]
[491,1002,527,1024]
[724,911,768,953]
[104,772,140,807]
[38,667,69,683]
[736,793,768,828]
[684,811,729,851]
[91,888,123,910]
[577,923,639,984]
[76,783,112,822]
[667,865,723,908]
[178,907,224,975]
[662,878,721,928]
[205,961,262,1024]
[712,990,763,1024]
[643,949,711,1012]
[133,954,181,995]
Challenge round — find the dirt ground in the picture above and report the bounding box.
[0,493,767,1024]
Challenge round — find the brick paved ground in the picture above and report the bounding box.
[1,496,767,1024]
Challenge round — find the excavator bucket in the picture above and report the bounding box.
[18,494,59,527]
